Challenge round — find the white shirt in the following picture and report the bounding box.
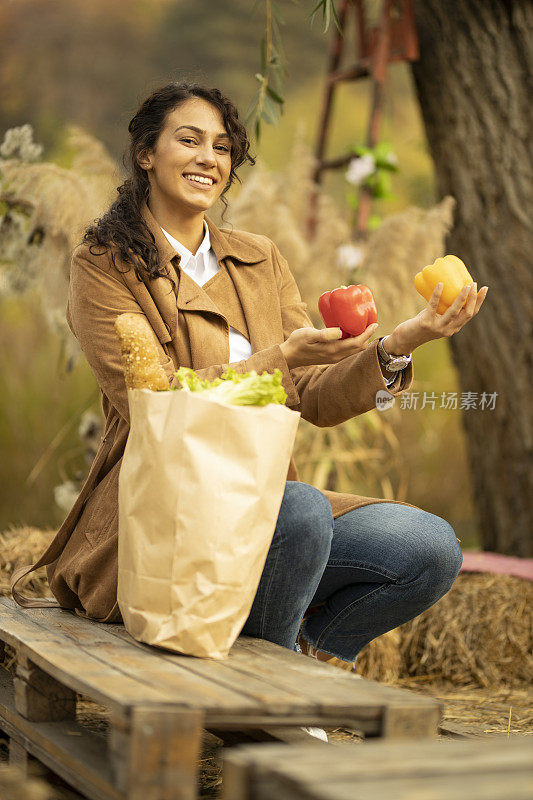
[160,221,253,364]
[160,222,399,387]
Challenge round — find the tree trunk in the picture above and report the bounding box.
[410,0,532,556]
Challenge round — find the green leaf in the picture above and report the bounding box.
[368,214,382,232]
[244,92,260,126]
[324,0,330,32]
[331,0,343,34]
[270,15,286,56]
[369,171,392,199]
[376,161,399,173]
[309,0,324,17]
[373,141,392,159]
[260,96,279,125]
[266,84,284,104]
[351,144,371,157]
[174,366,287,406]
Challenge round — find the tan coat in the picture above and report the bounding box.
[13,201,420,623]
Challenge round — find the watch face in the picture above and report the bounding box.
[387,356,410,371]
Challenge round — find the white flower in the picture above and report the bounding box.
[336,243,365,270]
[386,151,398,166]
[54,480,80,514]
[345,154,376,186]
[0,124,43,162]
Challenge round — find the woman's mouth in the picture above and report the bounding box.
[182,174,215,190]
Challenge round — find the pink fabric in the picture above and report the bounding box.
[460,551,533,582]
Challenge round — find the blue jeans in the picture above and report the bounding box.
[240,481,463,661]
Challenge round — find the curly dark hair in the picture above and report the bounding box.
[82,82,256,282]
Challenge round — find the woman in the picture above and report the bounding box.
[13,82,487,675]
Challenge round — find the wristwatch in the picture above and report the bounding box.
[377,337,412,372]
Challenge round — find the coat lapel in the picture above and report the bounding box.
[139,201,279,355]
[205,217,283,353]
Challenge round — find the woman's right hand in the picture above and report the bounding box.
[280,323,379,369]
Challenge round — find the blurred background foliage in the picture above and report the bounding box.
[0,0,478,547]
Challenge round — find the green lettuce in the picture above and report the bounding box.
[172,366,287,406]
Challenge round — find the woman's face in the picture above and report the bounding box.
[140,97,232,214]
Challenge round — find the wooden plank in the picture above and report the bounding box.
[224,737,533,777]
[21,601,436,733]
[49,626,308,715]
[2,602,295,718]
[8,737,30,775]
[224,739,533,800]
[109,629,342,719]
[0,610,169,721]
[0,667,120,800]
[235,636,438,708]
[71,610,381,718]
[14,652,76,722]
[109,707,203,800]
[232,637,441,737]
[105,626,440,735]
[104,631,439,737]
[249,771,533,800]
[1,602,397,734]
[0,599,439,735]
[222,748,253,800]
[438,719,507,740]
[0,601,257,720]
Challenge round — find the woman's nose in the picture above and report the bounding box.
[196,147,217,166]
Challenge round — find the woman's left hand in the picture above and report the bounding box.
[389,281,489,353]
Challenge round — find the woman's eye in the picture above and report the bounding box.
[179,138,230,153]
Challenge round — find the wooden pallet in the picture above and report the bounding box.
[0,598,442,800]
[223,737,533,800]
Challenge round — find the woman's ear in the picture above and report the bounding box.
[137,148,152,171]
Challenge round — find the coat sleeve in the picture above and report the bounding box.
[271,240,414,428]
[67,246,300,423]
[67,247,160,423]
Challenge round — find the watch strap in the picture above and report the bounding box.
[377,337,412,372]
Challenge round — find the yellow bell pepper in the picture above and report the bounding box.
[414,255,474,315]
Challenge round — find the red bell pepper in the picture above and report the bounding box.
[318,284,378,339]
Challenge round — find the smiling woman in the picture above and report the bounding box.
[137,101,234,253]
[81,82,255,282]
[14,83,469,714]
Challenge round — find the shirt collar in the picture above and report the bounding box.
[140,200,267,269]
[159,219,211,269]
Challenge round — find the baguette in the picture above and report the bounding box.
[114,312,169,391]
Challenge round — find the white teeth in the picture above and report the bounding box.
[184,174,213,185]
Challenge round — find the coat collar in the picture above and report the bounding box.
[140,200,267,270]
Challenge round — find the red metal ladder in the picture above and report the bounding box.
[307,0,419,240]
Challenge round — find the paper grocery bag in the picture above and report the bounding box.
[118,387,300,659]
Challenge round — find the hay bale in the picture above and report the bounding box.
[0,527,56,600]
[358,573,532,689]
[356,628,402,683]
[398,572,532,688]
